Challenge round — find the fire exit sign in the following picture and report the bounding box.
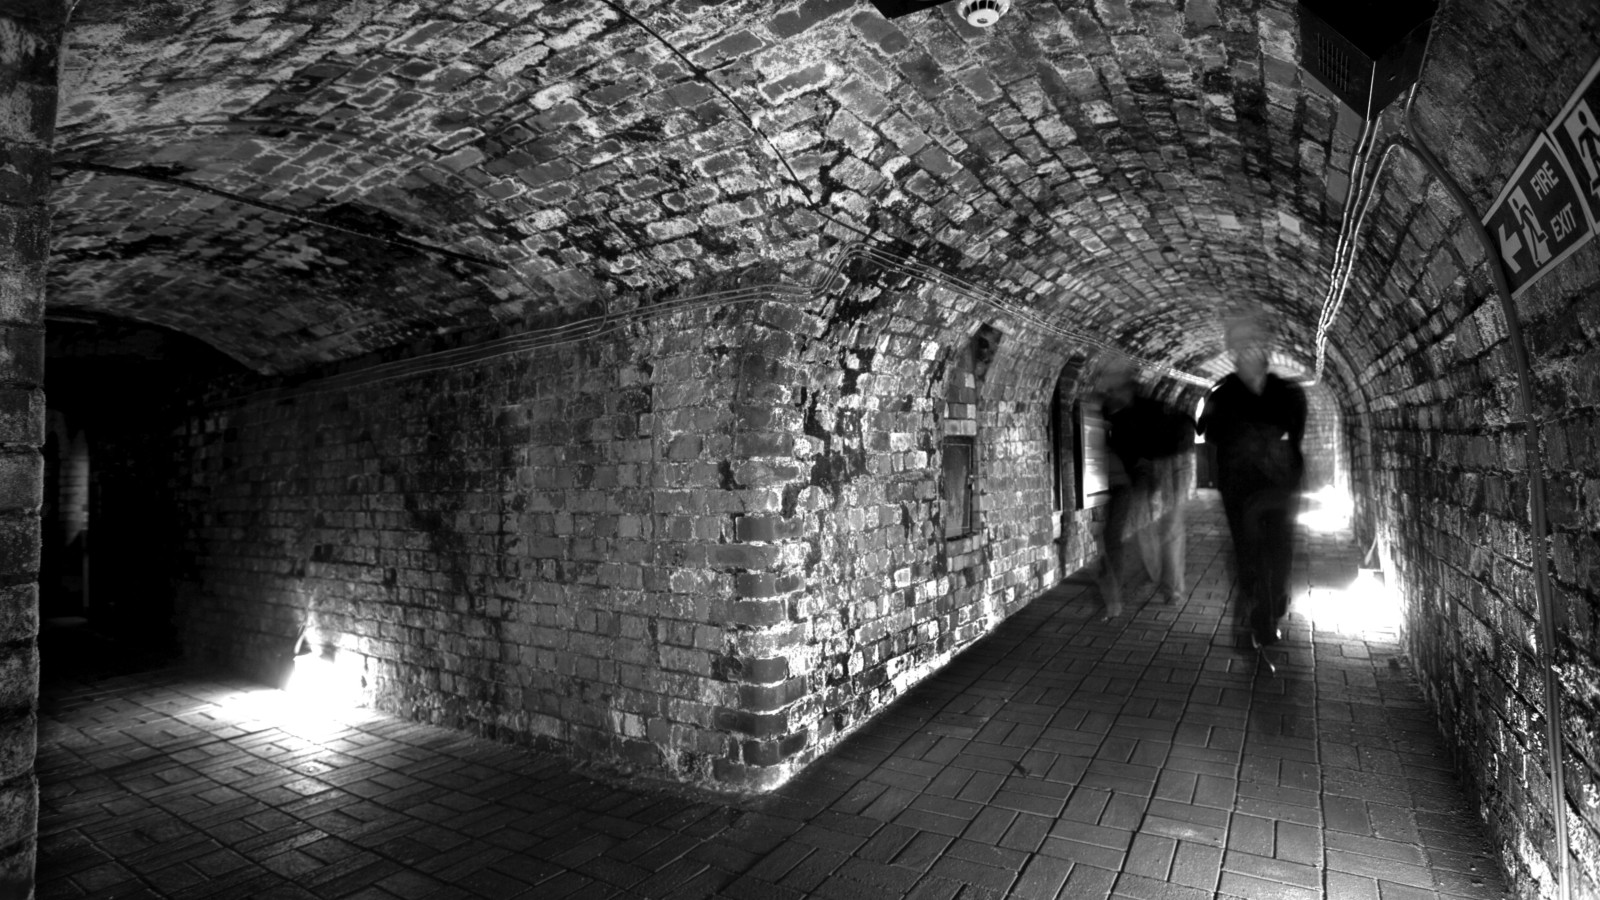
[1482,133,1591,297]
[1549,56,1600,232]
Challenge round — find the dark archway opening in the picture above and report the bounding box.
[41,315,250,683]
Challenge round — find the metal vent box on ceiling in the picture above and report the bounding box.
[1298,0,1437,117]
[868,0,951,19]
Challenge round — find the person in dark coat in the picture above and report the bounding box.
[1096,358,1195,616]
[1197,318,1307,647]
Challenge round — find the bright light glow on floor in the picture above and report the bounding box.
[213,650,371,737]
[1297,484,1353,533]
[1300,568,1401,640]
[286,652,364,710]
[220,681,369,740]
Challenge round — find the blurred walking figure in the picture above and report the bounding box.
[1095,357,1195,617]
[1197,317,1307,647]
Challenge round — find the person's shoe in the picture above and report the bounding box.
[1255,625,1282,646]
[1104,601,1123,619]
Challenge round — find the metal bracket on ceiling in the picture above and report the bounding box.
[1297,0,1437,118]
[867,0,953,19]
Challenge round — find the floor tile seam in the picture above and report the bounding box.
[858,550,1205,898]
[1104,569,1241,893]
[895,597,1121,773]
[1059,556,1224,891]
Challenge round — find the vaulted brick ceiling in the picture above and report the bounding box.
[50,0,1353,377]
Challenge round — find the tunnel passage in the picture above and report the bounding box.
[6,0,1600,897]
[38,318,249,669]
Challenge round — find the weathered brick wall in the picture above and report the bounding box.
[0,4,68,895]
[779,271,1068,781]
[1337,1,1600,895]
[177,292,803,786]
[1302,381,1341,491]
[1345,406,1378,554]
[173,262,1109,790]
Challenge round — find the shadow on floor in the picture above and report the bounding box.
[41,615,183,686]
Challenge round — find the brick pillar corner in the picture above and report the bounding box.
[1,2,72,895]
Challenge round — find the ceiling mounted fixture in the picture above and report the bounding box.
[958,0,1010,27]
[1297,0,1437,117]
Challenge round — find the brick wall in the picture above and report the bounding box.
[0,3,69,894]
[177,293,797,786]
[1302,381,1341,491]
[1338,1,1600,895]
[170,256,1120,790]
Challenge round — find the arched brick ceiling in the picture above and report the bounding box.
[50,0,1355,376]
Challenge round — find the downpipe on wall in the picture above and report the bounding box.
[1310,30,1572,884]
[1396,126,1571,900]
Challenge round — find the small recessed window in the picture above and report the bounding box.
[942,435,977,538]
[1050,368,1076,514]
[1074,398,1111,509]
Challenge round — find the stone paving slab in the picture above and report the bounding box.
[38,494,1513,899]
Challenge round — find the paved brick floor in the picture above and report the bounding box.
[37,492,1513,899]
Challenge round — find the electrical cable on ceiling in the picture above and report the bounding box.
[599,0,1163,325]
[67,6,1204,397]
[54,117,683,291]
[266,238,1209,403]
[263,0,1195,394]
[827,244,1213,387]
[55,161,510,271]
[55,118,375,151]
[1312,140,1403,383]
[594,0,838,223]
[1310,81,1382,384]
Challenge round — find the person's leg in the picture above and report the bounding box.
[1239,497,1276,642]
[1260,493,1297,624]
[1161,504,1186,601]
[1099,486,1131,616]
[1220,488,1260,633]
[1245,491,1296,644]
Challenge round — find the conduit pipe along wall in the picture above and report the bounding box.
[1395,126,1569,899]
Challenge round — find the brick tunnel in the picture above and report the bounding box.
[2,0,1599,898]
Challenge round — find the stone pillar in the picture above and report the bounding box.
[1,2,69,896]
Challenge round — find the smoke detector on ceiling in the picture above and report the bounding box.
[958,0,1010,27]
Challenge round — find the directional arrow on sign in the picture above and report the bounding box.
[1496,223,1524,273]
